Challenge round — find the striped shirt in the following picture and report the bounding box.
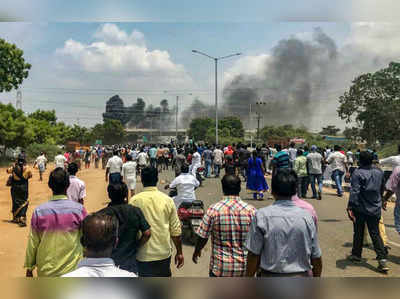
[273,151,290,169]
[197,196,256,277]
[24,195,87,277]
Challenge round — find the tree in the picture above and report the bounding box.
[0,38,31,92]
[188,116,245,143]
[343,127,360,143]
[188,118,215,141]
[338,62,400,144]
[29,109,57,125]
[103,119,125,145]
[219,116,244,138]
[319,125,341,136]
[0,103,34,153]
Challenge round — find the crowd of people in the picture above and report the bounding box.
[4,141,400,276]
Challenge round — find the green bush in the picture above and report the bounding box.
[377,143,398,159]
[26,143,61,162]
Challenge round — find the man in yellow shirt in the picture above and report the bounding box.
[129,167,183,277]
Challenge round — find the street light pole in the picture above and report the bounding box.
[215,58,218,144]
[176,95,179,140]
[192,50,241,145]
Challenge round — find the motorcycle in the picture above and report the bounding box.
[166,186,204,245]
[177,200,205,245]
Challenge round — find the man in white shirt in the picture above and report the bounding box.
[213,146,224,178]
[168,164,200,208]
[307,145,323,200]
[106,150,123,184]
[380,144,400,170]
[54,151,67,169]
[190,146,202,177]
[67,162,86,205]
[34,152,48,181]
[122,155,137,198]
[288,142,297,169]
[327,145,349,197]
[63,213,136,277]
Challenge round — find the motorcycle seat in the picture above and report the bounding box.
[192,200,204,208]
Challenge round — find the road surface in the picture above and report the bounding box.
[0,165,399,277]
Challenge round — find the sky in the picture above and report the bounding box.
[0,1,399,129]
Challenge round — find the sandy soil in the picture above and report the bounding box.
[0,163,110,278]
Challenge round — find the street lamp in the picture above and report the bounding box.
[192,49,241,144]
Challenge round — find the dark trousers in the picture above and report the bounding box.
[209,270,217,277]
[214,164,221,177]
[352,211,387,260]
[109,173,122,184]
[150,158,157,168]
[137,257,172,277]
[297,176,309,198]
[258,269,310,277]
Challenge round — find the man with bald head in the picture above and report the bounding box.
[193,174,256,277]
[63,213,137,277]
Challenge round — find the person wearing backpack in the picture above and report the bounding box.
[7,154,33,227]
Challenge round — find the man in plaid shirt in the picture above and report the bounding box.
[192,174,256,277]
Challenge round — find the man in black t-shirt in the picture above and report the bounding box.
[238,144,251,181]
[98,182,151,274]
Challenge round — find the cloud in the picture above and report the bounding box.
[55,23,187,77]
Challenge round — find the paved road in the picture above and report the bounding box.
[158,171,400,277]
[0,166,399,277]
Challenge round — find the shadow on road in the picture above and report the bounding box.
[320,219,342,222]
[336,258,385,274]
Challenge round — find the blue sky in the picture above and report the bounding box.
[0,2,399,128]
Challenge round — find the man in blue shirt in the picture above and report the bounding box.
[246,169,322,277]
[347,151,389,272]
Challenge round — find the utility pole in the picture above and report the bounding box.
[215,58,218,145]
[150,117,153,142]
[175,95,179,141]
[256,113,263,143]
[159,112,162,140]
[249,103,252,148]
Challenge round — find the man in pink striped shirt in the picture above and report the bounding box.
[25,168,87,277]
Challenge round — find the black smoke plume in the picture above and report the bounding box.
[222,27,338,127]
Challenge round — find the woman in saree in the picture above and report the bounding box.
[7,154,32,227]
[246,150,269,200]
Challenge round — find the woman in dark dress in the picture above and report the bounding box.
[7,154,32,227]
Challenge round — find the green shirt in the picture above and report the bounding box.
[294,156,308,177]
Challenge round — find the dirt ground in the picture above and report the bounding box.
[0,163,112,278]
